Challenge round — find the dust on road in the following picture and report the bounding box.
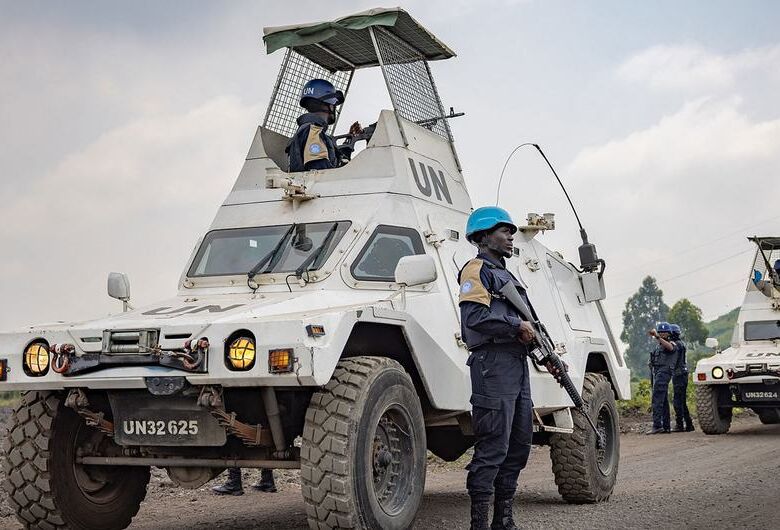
[1,416,777,529]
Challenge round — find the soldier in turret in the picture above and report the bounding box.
[286,79,363,172]
[752,259,780,297]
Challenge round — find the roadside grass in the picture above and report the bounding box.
[617,378,698,418]
[0,391,19,408]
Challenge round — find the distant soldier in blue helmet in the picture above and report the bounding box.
[752,259,780,298]
[459,206,558,530]
[286,78,363,172]
[670,324,694,432]
[646,322,680,434]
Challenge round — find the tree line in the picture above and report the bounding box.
[620,276,710,379]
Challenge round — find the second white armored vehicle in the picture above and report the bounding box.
[0,8,630,529]
[694,236,780,434]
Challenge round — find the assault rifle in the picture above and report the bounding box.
[498,283,605,447]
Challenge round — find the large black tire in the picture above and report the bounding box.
[694,385,732,434]
[301,357,426,530]
[757,408,780,425]
[549,373,619,503]
[2,391,150,530]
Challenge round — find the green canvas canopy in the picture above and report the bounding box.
[749,237,780,251]
[263,7,456,71]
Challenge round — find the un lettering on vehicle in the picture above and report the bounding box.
[408,158,452,204]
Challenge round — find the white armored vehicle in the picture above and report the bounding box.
[694,236,780,434]
[0,8,630,529]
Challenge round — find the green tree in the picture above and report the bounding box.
[668,298,708,345]
[620,276,669,378]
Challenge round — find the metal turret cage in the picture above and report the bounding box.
[262,8,460,167]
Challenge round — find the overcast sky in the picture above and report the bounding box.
[1,0,778,340]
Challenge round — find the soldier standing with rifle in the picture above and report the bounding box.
[670,324,694,432]
[646,322,679,434]
[458,206,565,530]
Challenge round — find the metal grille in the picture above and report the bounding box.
[372,27,454,142]
[263,50,353,138]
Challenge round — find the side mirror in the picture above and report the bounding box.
[394,255,437,287]
[108,272,132,311]
[705,337,719,349]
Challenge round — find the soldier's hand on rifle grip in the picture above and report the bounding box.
[518,321,535,344]
[348,121,363,135]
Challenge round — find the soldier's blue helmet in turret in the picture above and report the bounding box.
[300,79,345,109]
[466,207,517,243]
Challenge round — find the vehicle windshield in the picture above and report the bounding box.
[744,320,780,341]
[188,222,351,277]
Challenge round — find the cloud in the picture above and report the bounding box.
[568,95,780,329]
[0,96,261,329]
[571,97,780,187]
[617,43,780,92]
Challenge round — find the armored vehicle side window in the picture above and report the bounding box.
[744,320,780,341]
[351,225,425,282]
[189,221,351,277]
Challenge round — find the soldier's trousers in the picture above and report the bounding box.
[672,371,693,427]
[466,347,532,501]
[651,366,672,430]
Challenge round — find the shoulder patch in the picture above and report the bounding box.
[303,125,329,165]
[459,258,490,307]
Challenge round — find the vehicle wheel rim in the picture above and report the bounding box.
[71,423,122,500]
[371,404,415,516]
[595,403,617,476]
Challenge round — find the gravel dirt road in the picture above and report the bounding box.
[1,412,778,529]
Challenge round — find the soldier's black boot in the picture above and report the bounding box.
[251,468,277,492]
[469,498,490,530]
[685,420,695,432]
[671,422,685,433]
[211,467,244,496]
[490,495,518,530]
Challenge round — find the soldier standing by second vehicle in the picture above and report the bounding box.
[458,206,540,530]
[670,324,695,432]
[647,322,680,434]
[211,468,277,496]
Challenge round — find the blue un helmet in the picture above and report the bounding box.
[670,324,681,338]
[656,322,672,334]
[775,259,780,272]
[465,206,517,243]
[300,79,345,110]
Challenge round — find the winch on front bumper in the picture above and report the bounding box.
[50,330,209,376]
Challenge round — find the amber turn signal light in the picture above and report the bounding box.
[268,348,294,373]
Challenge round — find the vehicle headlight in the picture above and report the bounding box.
[227,337,255,370]
[711,366,724,380]
[24,342,50,376]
